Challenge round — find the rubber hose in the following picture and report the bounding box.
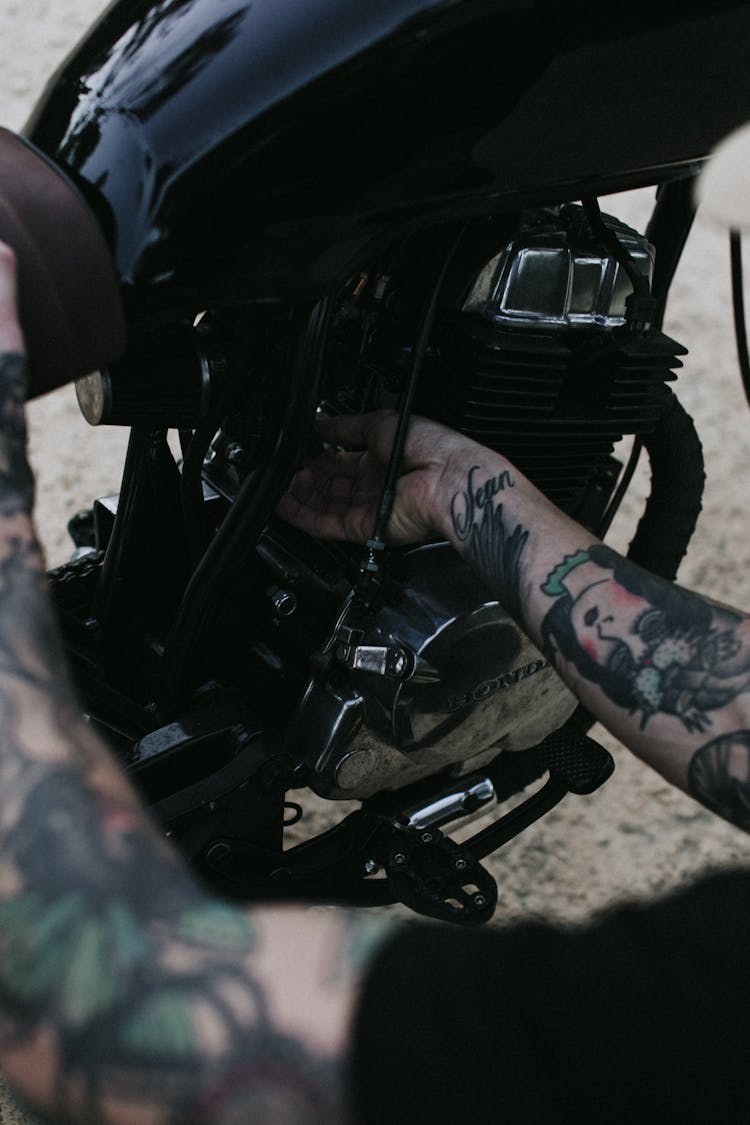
[626,386,705,582]
[567,387,704,736]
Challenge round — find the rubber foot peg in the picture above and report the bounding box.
[540,729,615,794]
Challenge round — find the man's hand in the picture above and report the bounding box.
[278,409,472,545]
[0,243,24,356]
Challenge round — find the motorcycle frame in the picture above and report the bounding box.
[32,0,750,917]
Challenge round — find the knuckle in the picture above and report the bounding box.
[0,241,17,267]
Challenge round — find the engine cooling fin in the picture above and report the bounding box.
[422,317,687,513]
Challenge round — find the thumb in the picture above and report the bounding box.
[0,242,24,355]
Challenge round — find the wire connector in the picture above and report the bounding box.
[360,536,386,575]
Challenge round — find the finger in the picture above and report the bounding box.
[327,474,382,505]
[281,458,359,522]
[315,410,395,452]
[276,490,325,531]
[306,446,371,481]
[285,465,380,524]
[276,490,374,542]
[283,465,331,512]
[287,456,359,505]
[0,242,24,355]
[288,449,385,509]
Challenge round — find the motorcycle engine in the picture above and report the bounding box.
[252,533,570,799]
[208,204,687,800]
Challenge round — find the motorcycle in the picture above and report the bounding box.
[20,0,750,924]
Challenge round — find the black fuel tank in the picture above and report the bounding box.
[26,0,750,301]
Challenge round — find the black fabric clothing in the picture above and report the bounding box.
[350,871,750,1123]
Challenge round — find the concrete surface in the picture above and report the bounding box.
[1,1,748,1119]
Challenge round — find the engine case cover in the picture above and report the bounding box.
[291,543,576,798]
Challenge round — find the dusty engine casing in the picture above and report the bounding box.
[220,205,683,801]
[282,543,576,799]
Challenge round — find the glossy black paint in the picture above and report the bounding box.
[26,0,750,304]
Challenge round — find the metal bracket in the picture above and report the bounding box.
[334,625,412,678]
[383,825,498,925]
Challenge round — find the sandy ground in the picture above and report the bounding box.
[1,1,749,1119]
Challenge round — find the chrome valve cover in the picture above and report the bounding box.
[463,204,654,331]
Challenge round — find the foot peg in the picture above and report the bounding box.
[384,825,497,925]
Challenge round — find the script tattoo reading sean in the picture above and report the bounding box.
[449,464,529,623]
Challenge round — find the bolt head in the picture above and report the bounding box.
[393,852,407,866]
[225,441,245,465]
[473,893,487,908]
[454,857,468,871]
[420,832,433,844]
[269,586,297,617]
[207,842,233,871]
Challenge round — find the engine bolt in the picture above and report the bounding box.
[454,857,468,871]
[225,441,245,465]
[393,852,407,866]
[207,842,233,872]
[420,832,433,844]
[268,585,297,618]
[473,894,487,908]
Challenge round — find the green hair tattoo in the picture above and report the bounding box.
[541,549,592,596]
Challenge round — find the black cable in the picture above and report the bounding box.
[178,429,192,462]
[730,230,750,409]
[161,299,331,716]
[583,197,648,296]
[596,436,642,538]
[583,198,655,332]
[359,225,467,583]
[180,327,253,565]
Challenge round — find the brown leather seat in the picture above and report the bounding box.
[0,127,126,399]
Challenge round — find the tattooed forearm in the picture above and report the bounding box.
[0,585,371,1121]
[0,752,358,1122]
[449,465,530,622]
[444,452,750,834]
[688,732,750,831]
[0,353,33,512]
[0,354,383,1121]
[450,465,515,540]
[540,544,750,733]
